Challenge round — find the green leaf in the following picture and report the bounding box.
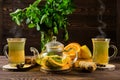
[10,9,24,25]
[64,25,69,41]
[26,18,31,24]
[32,0,41,7]
[15,17,21,26]
[64,31,69,41]
[36,23,40,31]
[47,0,53,4]
[40,14,47,24]
[41,31,45,50]
[10,0,75,51]
[28,23,35,28]
[10,9,22,16]
[53,26,58,35]
[45,17,52,28]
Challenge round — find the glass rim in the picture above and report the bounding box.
[7,38,26,42]
[92,38,110,41]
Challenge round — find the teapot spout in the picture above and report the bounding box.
[30,47,40,58]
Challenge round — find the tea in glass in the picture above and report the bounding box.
[92,38,117,65]
[4,38,26,67]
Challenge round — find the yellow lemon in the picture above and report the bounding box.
[80,45,92,59]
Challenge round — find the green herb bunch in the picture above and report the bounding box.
[10,0,75,51]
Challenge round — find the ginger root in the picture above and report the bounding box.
[78,61,97,72]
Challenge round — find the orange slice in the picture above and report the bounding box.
[63,43,81,59]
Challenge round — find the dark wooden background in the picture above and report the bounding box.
[0,0,119,56]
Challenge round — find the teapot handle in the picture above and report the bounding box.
[64,48,78,65]
[72,50,78,64]
[30,47,40,59]
[71,48,78,64]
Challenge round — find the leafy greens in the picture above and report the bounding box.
[10,0,75,51]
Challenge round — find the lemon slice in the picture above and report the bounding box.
[41,56,49,69]
[62,56,72,66]
[47,56,63,68]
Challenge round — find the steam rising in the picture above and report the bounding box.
[97,0,106,38]
[9,26,22,38]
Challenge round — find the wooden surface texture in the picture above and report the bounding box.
[0,56,120,80]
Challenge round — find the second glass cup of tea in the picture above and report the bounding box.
[3,38,26,67]
[92,38,118,66]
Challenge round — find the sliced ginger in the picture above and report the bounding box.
[74,58,93,68]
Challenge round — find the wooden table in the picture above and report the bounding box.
[0,56,120,80]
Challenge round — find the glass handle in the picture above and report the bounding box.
[3,44,8,58]
[30,47,40,59]
[109,45,118,60]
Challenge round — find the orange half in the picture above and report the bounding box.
[63,43,81,59]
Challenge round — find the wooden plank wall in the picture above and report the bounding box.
[0,0,2,54]
[117,0,120,56]
[0,0,118,56]
[67,0,117,55]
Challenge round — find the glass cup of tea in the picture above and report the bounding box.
[92,38,118,66]
[3,38,26,67]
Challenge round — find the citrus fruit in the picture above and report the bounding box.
[61,64,71,70]
[63,43,81,59]
[80,45,92,59]
[40,56,49,69]
[62,55,72,67]
[47,55,63,68]
[35,54,42,65]
[41,55,64,69]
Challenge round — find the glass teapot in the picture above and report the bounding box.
[30,36,78,70]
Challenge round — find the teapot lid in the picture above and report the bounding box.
[45,36,64,52]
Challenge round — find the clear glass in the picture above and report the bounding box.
[92,38,117,65]
[45,36,64,56]
[4,38,26,67]
[30,36,78,71]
